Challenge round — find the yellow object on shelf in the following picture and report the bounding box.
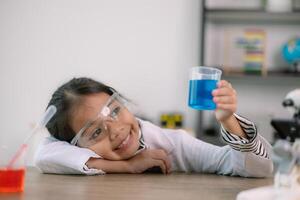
[160,113,183,129]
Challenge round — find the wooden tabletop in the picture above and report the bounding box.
[1,167,273,200]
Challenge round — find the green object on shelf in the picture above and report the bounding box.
[244,68,262,74]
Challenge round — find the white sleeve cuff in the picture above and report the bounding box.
[76,149,106,175]
[35,137,106,175]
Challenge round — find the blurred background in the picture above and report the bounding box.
[0,0,299,165]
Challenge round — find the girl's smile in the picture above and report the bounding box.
[114,129,133,152]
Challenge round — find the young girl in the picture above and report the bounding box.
[35,77,273,176]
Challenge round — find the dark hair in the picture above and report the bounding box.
[46,77,116,142]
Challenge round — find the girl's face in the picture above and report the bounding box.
[70,92,141,160]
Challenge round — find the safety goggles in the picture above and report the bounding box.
[70,92,128,148]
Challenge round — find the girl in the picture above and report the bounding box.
[35,77,273,176]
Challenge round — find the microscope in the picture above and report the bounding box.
[235,90,300,199]
[271,89,300,142]
[271,89,300,190]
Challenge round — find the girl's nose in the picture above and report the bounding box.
[106,121,125,140]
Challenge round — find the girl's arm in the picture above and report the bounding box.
[35,137,104,175]
[165,127,273,177]
[212,80,246,138]
[35,136,170,175]
[198,80,273,177]
[85,158,130,173]
[212,81,269,159]
[219,114,246,138]
[87,149,171,174]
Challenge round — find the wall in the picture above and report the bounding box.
[0,0,202,165]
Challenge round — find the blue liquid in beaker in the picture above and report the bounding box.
[188,79,217,110]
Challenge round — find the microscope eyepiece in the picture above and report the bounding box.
[282,99,294,107]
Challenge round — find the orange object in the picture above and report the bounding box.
[0,168,25,192]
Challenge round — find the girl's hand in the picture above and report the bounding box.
[127,149,171,174]
[212,80,237,123]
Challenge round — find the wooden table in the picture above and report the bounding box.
[1,167,273,200]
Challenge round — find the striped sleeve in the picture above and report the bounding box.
[221,113,269,159]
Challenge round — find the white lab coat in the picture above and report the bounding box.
[35,115,273,177]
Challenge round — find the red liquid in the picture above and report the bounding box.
[0,168,25,192]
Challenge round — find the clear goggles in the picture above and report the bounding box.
[70,92,128,148]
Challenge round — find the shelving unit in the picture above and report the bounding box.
[200,2,300,77]
[196,1,300,141]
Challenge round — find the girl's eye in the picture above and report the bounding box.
[110,106,121,118]
[90,128,102,140]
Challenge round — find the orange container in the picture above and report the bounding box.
[0,168,25,192]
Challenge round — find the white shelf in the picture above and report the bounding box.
[205,10,300,24]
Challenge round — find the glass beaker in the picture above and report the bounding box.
[188,66,222,110]
[0,145,26,193]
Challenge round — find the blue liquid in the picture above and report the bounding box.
[188,79,217,110]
